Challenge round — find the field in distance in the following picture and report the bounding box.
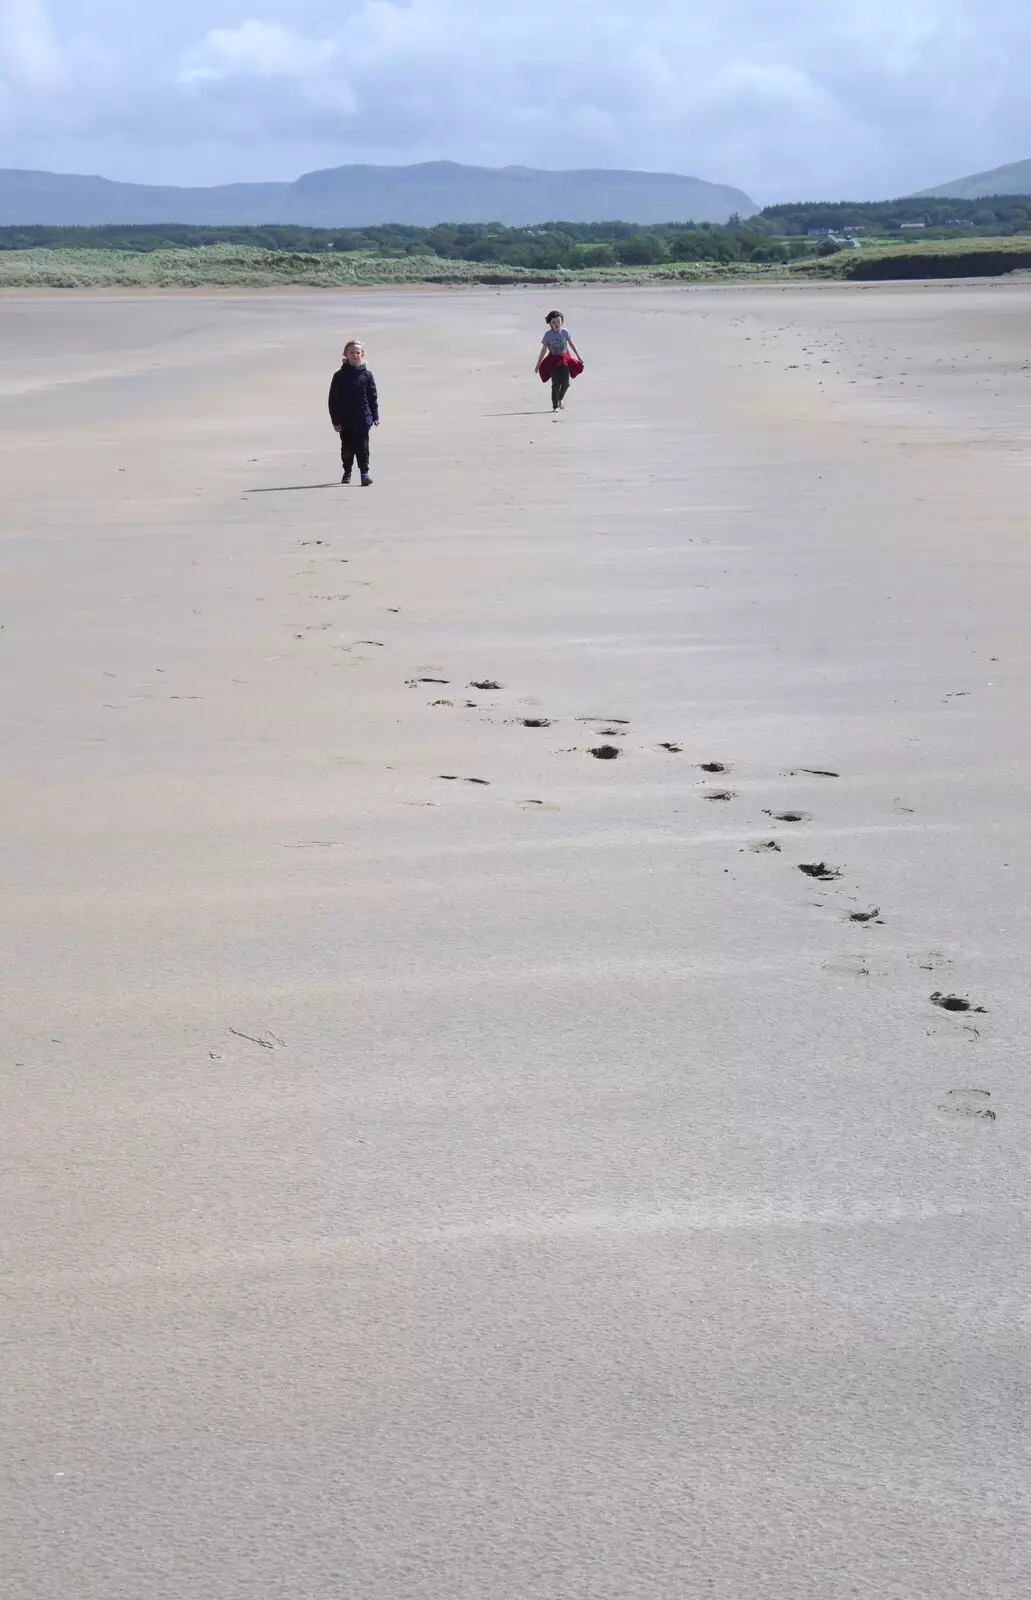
[2,233,1031,289]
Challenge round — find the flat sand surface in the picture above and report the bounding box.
[3,281,1031,1599]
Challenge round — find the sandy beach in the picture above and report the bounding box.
[3,280,1030,1599]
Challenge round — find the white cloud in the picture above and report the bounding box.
[0,0,65,88]
[0,1,1029,200]
[176,18,357,116]
[178,20,338,86]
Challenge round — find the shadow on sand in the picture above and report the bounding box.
[245,482,340,494]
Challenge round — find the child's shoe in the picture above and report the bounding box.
[361,474,373,487]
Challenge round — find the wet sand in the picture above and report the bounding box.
[3,281,1031,1599]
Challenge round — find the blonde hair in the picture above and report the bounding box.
[343,339,364,359]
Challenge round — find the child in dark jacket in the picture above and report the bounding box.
[328,340,379,485]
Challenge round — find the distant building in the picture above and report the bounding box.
[900,222,926,230]
[808,229,859,248]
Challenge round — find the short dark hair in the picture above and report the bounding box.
[545,310,563,323]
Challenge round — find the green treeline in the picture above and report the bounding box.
[0,219,804,267]
[759,196,1031,234]
[2,195,1028,266]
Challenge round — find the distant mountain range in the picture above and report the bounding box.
[0,161,756,228]
[915,158,1031,199]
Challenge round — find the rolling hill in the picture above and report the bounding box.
[0,161,756,228]
[915,158,1031,199]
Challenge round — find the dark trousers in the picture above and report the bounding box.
[551,365,571,408]
[339,428,370,476]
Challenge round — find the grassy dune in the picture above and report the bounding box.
[0,242,808,289]
[0,245,551,289]
[1,236,1029,290]
[839,235,1031,280]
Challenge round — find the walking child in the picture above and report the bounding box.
[535,311,584,411]
[328,340,379,485]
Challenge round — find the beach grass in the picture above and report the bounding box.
[1,236,1029,290]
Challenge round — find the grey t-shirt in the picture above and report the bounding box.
[541,326,573,355]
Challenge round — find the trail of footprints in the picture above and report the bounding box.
[425,681,994,1123]
[284,535,994,1127]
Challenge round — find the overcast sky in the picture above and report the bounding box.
[1,1,1028,201]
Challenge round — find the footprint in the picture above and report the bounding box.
[764,810,811,823]
[699,761,728,773]
[930,993,987,1014]
[792,767,839,778]
[439,775,491,786]
[658,742,683,753]
[577,716,630,725]
[520,718,552,728]
[408,677,449,686]
[911,950,952,973]
[470,679,503,690]
[938,1088,995,1122]
[799,862,841,881]
[702,789,735,802]
[589,745,621,760]
[848,908,882,923]
[749,839,782,853]
[927,1021,981,1042]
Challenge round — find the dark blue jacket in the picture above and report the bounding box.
[328,363,379,430]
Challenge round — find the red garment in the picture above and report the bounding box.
[539,352,584,383]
